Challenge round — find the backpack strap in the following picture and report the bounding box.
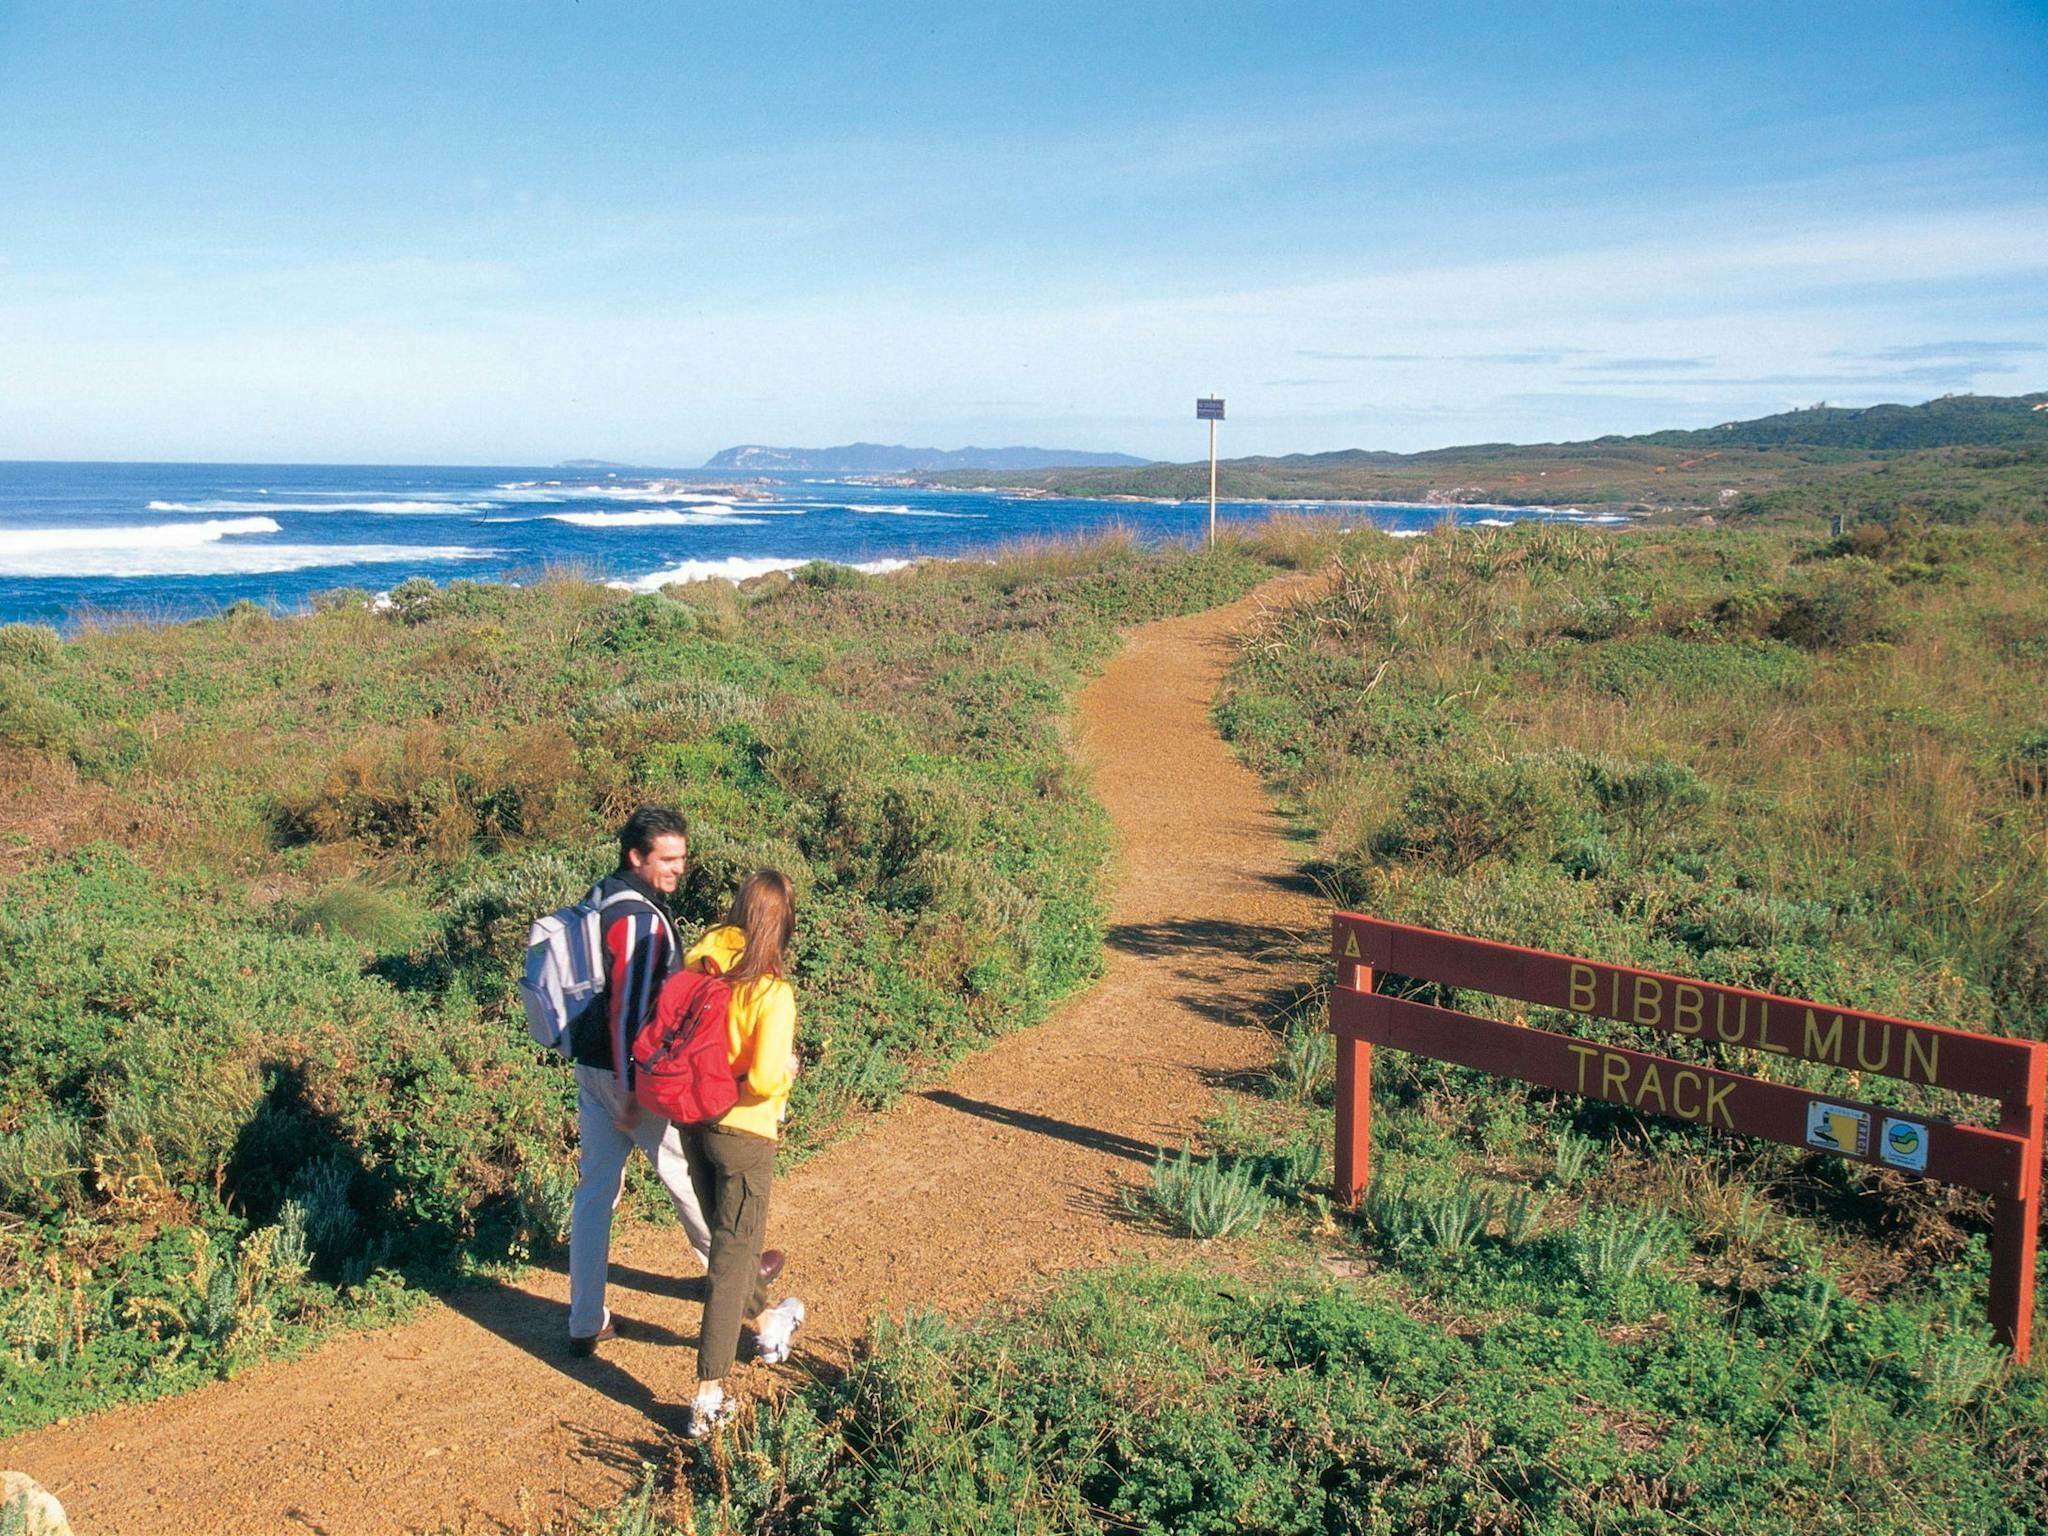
[593,884,679,958]
[594,883,682,976]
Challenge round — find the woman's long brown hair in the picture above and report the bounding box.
[720,869,794,989]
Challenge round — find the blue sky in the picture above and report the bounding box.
[2,1,2044,463]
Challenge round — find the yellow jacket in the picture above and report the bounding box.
[685,925,796,1141]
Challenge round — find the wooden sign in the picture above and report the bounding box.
[1328,912,2048,1361]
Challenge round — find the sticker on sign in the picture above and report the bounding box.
[1804,1101,1870,1157]
[1880,1117,1930,1173]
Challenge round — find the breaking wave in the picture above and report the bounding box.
[541,508,769,529]
[148,499,486,515]
[0,518,486,578]
[489,479,760,506]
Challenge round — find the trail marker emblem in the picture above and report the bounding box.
[1806,1102,1870,1156]
[1882,1117,1929,1172]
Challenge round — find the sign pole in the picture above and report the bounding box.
[1334,944,1374,1205]
[1988,1046,2045,1358]
[1196,395,1225,546]
[1208,417,1217,546]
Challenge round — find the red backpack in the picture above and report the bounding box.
[631,961,742,1125]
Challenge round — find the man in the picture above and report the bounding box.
[565,804,782,1356]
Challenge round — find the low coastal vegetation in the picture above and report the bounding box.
[923,392,2048,517]
[0,537,1278,1431]
[569,489,2048,1533]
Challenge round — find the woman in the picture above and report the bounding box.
[679,868,805,1436]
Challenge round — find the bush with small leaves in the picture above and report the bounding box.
[0,622,60,668]
[0,666,81,753]
[384,576,443,624]
[1771,558,1903,650]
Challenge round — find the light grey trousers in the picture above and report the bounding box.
[567,1064,713,1338]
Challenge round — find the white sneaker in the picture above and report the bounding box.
[687,1381,731,1439]
[754,1297,805,1365]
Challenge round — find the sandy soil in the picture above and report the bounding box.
[1,577,1326,1535]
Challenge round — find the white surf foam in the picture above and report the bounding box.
[541,508,769,529]
[1472,518,1514,527]
[148,499,485,515]
[489,479,761,506]
[0,518,486,578]
[0,516,283,554]
[608,555,914,592]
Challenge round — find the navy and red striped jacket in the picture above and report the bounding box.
[568,868,680,1088]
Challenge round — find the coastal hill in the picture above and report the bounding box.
[703,442,1150,472]
[1626,389,2048,450]
[917,390,2048,512]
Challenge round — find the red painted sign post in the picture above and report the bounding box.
[1329,912,2048,1361]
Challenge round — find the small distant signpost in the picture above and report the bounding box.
[1328,912,2048,1361]
[1196,396,1225,545]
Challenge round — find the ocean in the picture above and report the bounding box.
[0,461,1612,628]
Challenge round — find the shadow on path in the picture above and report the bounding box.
[920,1090,1162,1165]
[438,1271,696,1449]
[1104,916,1298,963]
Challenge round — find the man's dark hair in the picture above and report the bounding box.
[618,804,689,867]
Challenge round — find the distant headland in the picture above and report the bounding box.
[703,443,1150,473]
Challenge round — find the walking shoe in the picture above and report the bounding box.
[687,1382,732,1439]
[753,1297,805,1366]
[567,1319,617,1359]
[758,1248,786,1284]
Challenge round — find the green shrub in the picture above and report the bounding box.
[2006,727,2048,798]
[311,586,373,613]
[1372,752,1580,873]
[384,576,443,624]
[1771,558,1904,649]
[792,559,868,591]
[589,592,699,654]
[1584,754,1710,847]
[0,665,81,753]
[286,881,421,949]
[0,623,60,668]
[0,1110,87,1213]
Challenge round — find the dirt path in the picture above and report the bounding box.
[3,578,1325,1535]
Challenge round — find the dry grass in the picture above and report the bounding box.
[985,525,1139,586]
